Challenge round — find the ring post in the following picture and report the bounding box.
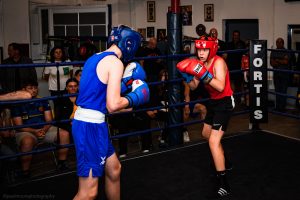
[249,40,268,131]
[167,0,183,146]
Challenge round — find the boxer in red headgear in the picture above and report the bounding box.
[177,36,235,198]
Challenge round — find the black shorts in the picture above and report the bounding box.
[204,96,235,131]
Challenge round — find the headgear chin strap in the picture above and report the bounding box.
[195,36,218,61]
[108,25,141,62]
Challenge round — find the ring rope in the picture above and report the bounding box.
[268,68,300,74]
[4,48,299,161]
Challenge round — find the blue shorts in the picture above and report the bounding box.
[72,119,115,177]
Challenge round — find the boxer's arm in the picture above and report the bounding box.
[99,56,129,113]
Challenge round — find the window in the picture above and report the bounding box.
[50,7,108,38]
[39,6,109,56]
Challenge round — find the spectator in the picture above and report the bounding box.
[43,46,73,118]
[11,80,70,178]
[43,46,73,95]
[0,43,37,93]
[226,30,246,104]
[209,28,227,59]
[74,69,82,83]
[241,40,250,107]
[109,110,153,157]
[0,108,18,184]
[195,24,208,37]
[133,109,153,153]
[0,108,17,158]
[55,78,79,134]
[76,42,98,61]
[296,54,300,109]
[183,82,207,142]
[0,90,32,163]
[0,90,32,167]
[183,82,207,120]
[157,31,168,56]
[270,37,290,112]
[137,37,165,82]
[108,113,135,158]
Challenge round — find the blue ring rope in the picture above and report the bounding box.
[0,48,299,160]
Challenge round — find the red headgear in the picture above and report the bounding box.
[195,36,218,61]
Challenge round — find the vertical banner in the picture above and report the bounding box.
[249,40,268,123]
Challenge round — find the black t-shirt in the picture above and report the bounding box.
[0,56,37,92]
[217,39,227,51]
[226,40,246,71]
[136,47,164,82]
[55,97,74,132]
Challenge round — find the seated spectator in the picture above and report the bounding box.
[109,109,153,158]
[43,46,73,118]
[0,108,17,158]
[0,108,17,184]
[155,69,169,146]
[56,78,79,134]
[108,113,135,158]
[11,80,70,178]
[133,109,153,153]
[74,69,82,83]
[183,81,207,143]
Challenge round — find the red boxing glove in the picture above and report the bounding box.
[176,58,213,84]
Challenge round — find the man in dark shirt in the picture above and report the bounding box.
[0,43,37,93]
[209,28,227,52]
[11,81,70,177]
[209,28,227,62]
[55,78,79,134]
[270,37,291,112]
[137,37,165,82]
[226,30,246,104]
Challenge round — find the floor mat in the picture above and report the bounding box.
[3,131,300,200]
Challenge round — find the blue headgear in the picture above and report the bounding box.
[108,25,142,62]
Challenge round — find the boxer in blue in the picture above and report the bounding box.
[72,25,149,200]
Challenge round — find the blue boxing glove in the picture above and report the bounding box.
[121,62,147,94]
[178,70,194,83]
[125,79,150,107]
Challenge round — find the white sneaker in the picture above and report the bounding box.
[183,131,190,142]
[119,154,127,159]
[142,149,150,153]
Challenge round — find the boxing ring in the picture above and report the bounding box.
[1,7,300,200]
[1,44,300,200]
